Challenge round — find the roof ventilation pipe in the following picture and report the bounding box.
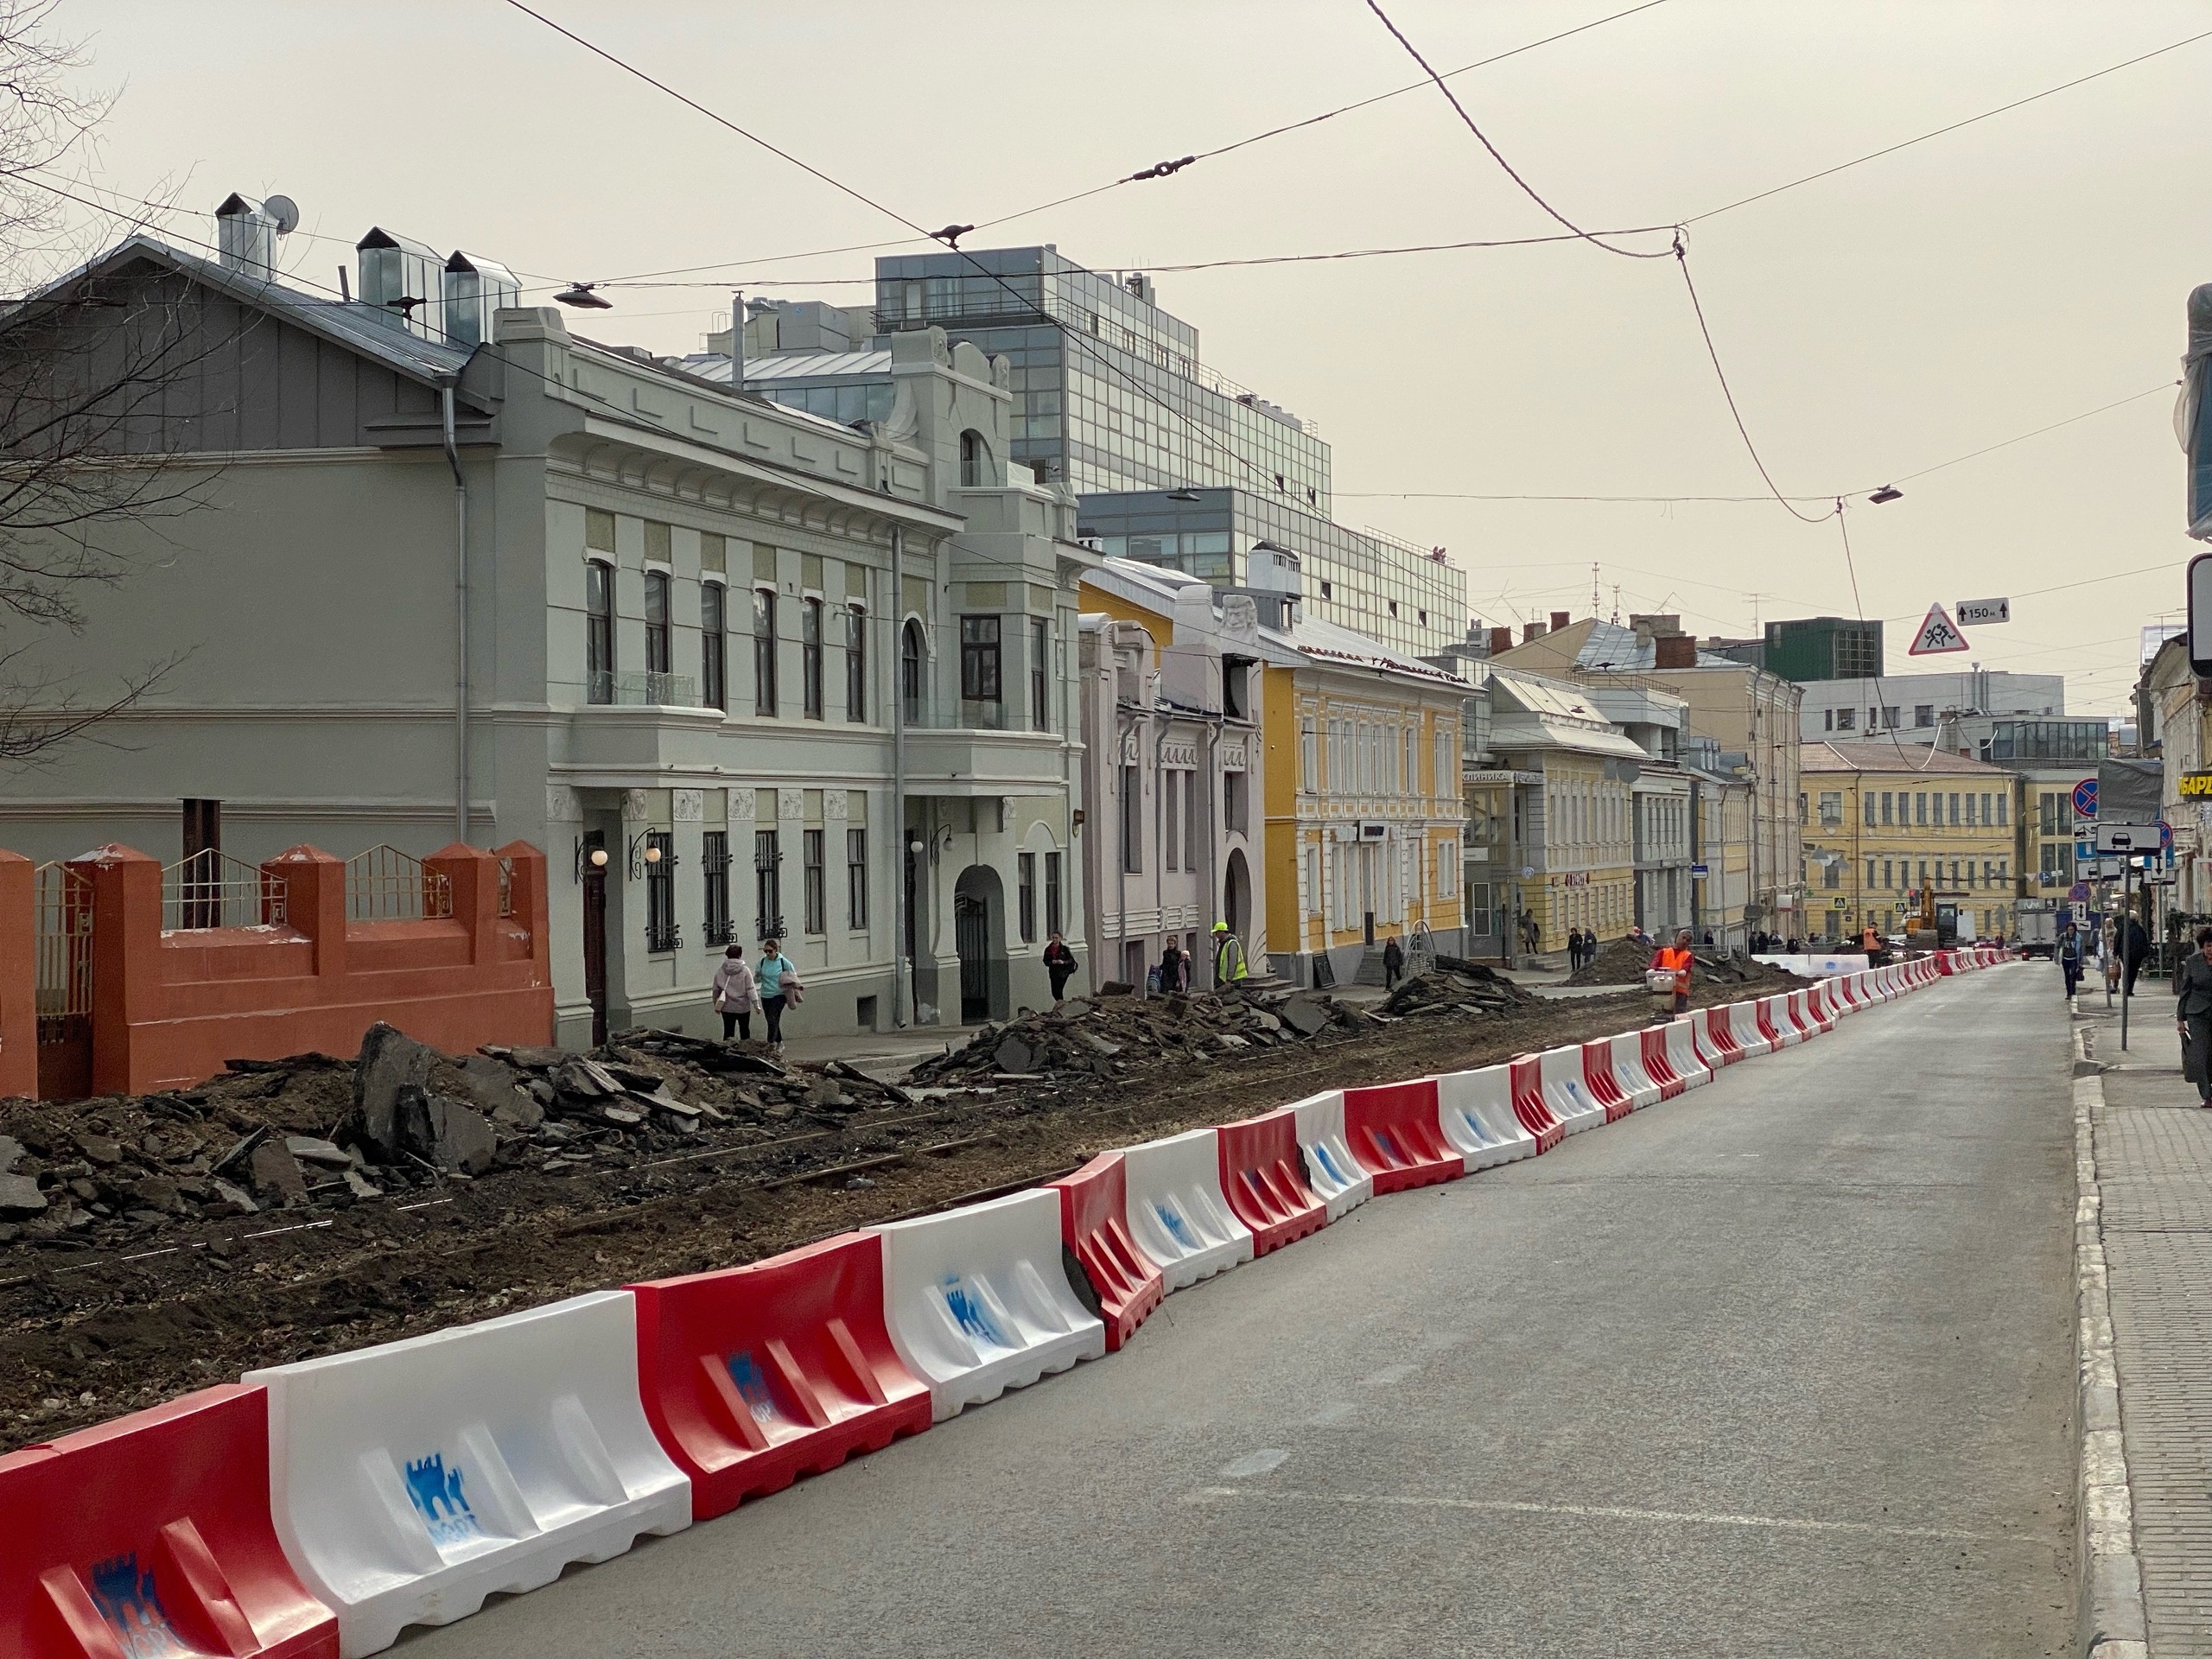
[214,193,296,276]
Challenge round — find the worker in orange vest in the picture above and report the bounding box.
[1651,928,1695,1016]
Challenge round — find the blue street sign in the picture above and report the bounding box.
[1690,863,1709,878]
[2158,819,2175,852]
[2073,778,2099,818]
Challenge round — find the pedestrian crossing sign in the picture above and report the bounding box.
[1908,603,1970,657]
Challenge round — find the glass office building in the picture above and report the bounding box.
[1077,488,1465,660]
[873,246,1332,509]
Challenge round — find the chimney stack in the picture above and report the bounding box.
[1655,634,1696,669]
[1549,610,1571,632]
[1523,620,1548,644]
[1489,625,1515,655]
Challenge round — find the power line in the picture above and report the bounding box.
[1362,0,1676,260]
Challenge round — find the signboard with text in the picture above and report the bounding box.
[1954,597,2011,626]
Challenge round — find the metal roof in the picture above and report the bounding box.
[672,347,893,386]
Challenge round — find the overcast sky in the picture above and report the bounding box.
[43,0,2212,716]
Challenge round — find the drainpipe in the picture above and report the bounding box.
[442,380,468,846]
[892,522,908,1027]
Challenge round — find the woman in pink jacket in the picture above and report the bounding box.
[712,944,759,1042]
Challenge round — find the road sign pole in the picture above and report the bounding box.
[2121,858,2133,1052]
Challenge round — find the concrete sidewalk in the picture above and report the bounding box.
[2076,979,2212,1657]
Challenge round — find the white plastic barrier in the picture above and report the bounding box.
[1752,952,1870,977]
[1795,987,1832,1034]
[1663,1018,1713,1090]
[1758,995,1802,1047]
[1289,1090,1375,1220]
[874,1187,1106,1422]
[1726,1001,1774,1058]
[1535,1045,1606,1135]
[1607,1033,1662,1110]
[1120,1126,1254,1292]
[246,1291,690,1659]
[1434,1065,1536,1171]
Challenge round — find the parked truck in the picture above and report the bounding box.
[2014,901,2058,959]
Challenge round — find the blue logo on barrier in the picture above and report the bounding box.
[1374,1130,1400,1162]
[404,1453,481,1546]
[940,1276,1008,1350]
[1313,1143,1348,1185]
[726,1351,781,1425]
[87,1554,188,1659]
[1456,1110,1493,1146]
[1153,1202,1197,1249]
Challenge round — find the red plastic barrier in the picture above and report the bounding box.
[0,1383,337,1659]
[632,1231,933,1522]
[1508,1055,1565,1152]
[1216,1108,1328,1255]
[1342,1077,1462,1192]
[1047,1153,1164,1351]
[1754,1000,1788,1049]
[1580,1039,1633,1122]
[1700,1006,1743,1065]
[1640,1025,1684,1100]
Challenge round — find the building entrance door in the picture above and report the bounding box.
[955,892,989,1022]
[582,836,608,1046]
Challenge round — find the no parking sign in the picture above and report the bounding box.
[2073,778,2098,819]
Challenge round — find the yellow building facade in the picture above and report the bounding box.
[1262,641,1466,988]
[1800,741,2018,942]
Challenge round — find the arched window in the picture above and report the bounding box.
[959,429,989,488]
[901,620,925,723]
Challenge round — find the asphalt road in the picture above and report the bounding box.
[404,967,2077,1658]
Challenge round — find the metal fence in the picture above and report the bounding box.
[496,855,516,918]
[34,861,92,1025]
[588,669,699,707]
[346,844,453,922]
[163,849,289,931]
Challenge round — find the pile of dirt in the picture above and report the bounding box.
[0,1023,914,1257]
[908,988,1371,1084]
[1380,962,1537,1018]
[1566,938,1811,993]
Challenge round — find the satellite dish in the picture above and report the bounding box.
[262,194,300,236]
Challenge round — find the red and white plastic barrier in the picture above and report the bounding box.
[1434,1065,1538,1169]
[1048,1153,1166,1351]
[1120,1127,1253,1291]
[1727,1001,1774,1059]
[1216,1109,1329,1256]
[873,1188,1107,1421]
[1663,1017,1713,1090]
[630,1233,931,1522]
[246,1291,690,1657]
[1288,1090,1376,1219]
[1508,1055,1566,1152]
[1343,1078,1463,1191]
[0,1382,339,1659]
[1607,1031,1662,1110]
[1580,1039,1634,1123]
[1534,1046,1607,1135]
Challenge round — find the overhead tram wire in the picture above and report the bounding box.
[499,3,1352,505]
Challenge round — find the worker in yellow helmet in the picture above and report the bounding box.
[1211,920,1248,988]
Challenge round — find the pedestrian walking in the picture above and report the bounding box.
[1522,912,1541,955]
[2177,926,2212,1108]
[1211,920,1248,988]
[2058,923,2082,1001]
[754,937,798,1054]
[1382,934,1405,988]
[2124,912,2151,1000]
[711,943,759,1042]
[1043,931,1077,1002]
[1158,937,1187,995]
[1650,928,1695,1018]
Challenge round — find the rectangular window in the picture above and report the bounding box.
[1045,851,1063,936]
[1185,772,1199,870]
[1224,770,1249,836]
[585,560,613,704]
[1121,765,1141,873]
[1948,792,1960,825]
[1824,709,1834,732]
[754,830,782,938]
[702,830,732,944]
[702,582,727,710]
[644,570,671,677]
[1965,791,1978,826]
[1819,791,1842,825]
[846,828,868,929]
[1880,791,1893,826]
[846,606,868,721]
[1915,792,1928,826]
[1915,705,1934,728]
[1884,860,1893,889]
[1837,708,1856,731]
[1301,719,1317,791]
[961,614,1002,702]
[1866,859,1876,889]
[1018,851,1037,943]
[1864,793,1876,827]
[1030,617,1050,731]
[753,588,778,715]
[803,829,825,933]
[1163,772,1181,872]
[802,598,824,719]
[644,830,677,954]
[1995,793,2007,826]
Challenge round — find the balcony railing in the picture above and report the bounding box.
[588,670,700,707]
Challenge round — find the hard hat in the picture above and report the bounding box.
[1211,920,1229,931]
